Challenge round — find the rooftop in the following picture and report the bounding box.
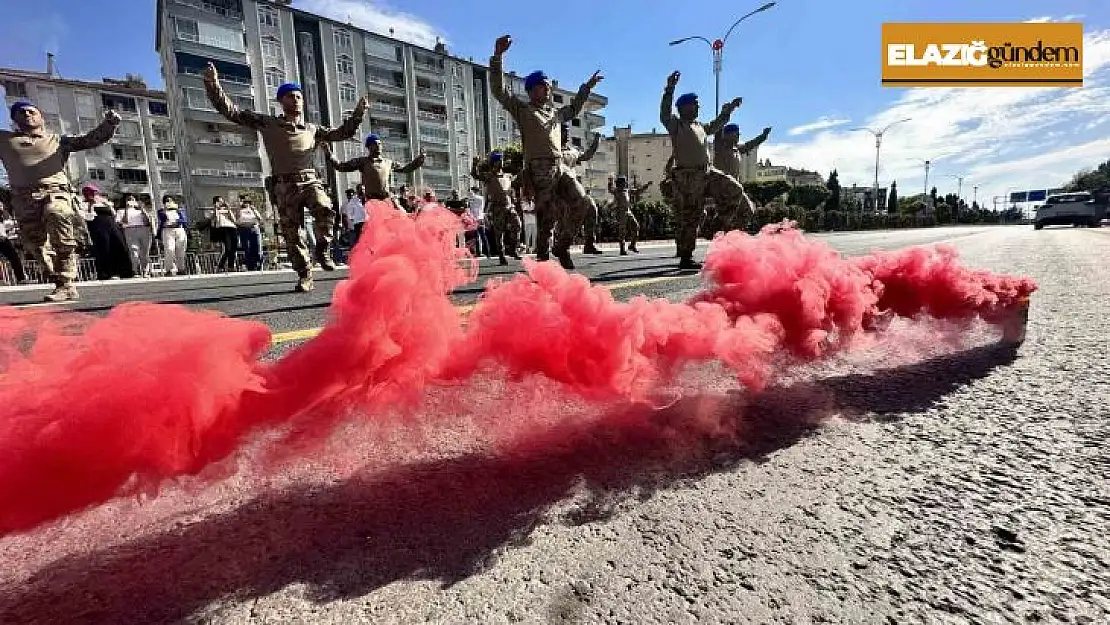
[0,67,166,100]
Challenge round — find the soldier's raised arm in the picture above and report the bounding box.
[470,155,488,182]
[394,147,426,174]
[635,180,653,195]
[705,96,743,136]
[62,109,121,152]
[203,62,265,130]
[320,142,362,172]
[660,71,682,130]
[577,133,601,164]
[489,35,522,119]
[740,126,772,154]
[558,70,603,123]
[317,96,369,142]
[664,155,675,175]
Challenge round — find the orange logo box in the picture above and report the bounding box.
[881,22,1084,87]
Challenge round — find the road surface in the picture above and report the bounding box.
[0,225,1106,624]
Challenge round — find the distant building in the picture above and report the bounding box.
[153,0,606,215]
[1,57,180,202]
[755,160,824,187]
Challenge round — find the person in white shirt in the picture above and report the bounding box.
[467,186,490,257]
[235,198,264,270]
[521,198,537,254]
[157,196,189,276]
[341,187,367,246]
[116,194,155,277]
[207,195,238,271]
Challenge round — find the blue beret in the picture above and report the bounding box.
[723,123,739,134]
[9,101,37,119]
[676,93,698,108]
[364,133,380,146]
[275,82,302,100]
[490,151,503,162]
[524,70,549,92]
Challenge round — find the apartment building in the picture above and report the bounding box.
[755,162,825,187]
[0,59,181,201]
[155,0,607,216]
[611,127,671,203]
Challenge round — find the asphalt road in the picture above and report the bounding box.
[1,224,1107,624]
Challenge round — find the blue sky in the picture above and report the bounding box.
[2,0,1108,208]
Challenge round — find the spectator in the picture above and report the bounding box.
[303,207,317,259]
[208,195,238,272]
[467,186,490,257]
[341,187,366,246]
[80,184,131,281]
[521,198,538,254]
[235,198,264,271]
[0,204,28,283]
[158,195,189,276]
[116,193,155,277]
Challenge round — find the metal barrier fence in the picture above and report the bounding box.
[0,250,281,287]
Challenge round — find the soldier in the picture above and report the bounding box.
[708,123,769,233]
[321,133,425,213]
[203,62,367,292]
[471,151,521,265]
[556,124,603,255]
[0,101,120,301]
[607,175,652,255]
[489,34,603,270]
[660,71,750,270]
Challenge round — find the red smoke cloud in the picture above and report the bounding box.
[0,207,1036,537]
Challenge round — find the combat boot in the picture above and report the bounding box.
[619,244,628,256]
[628,244,640,254]
[294,273,314,292]
[583,244,603,255]
[499,254,509,266]
[44,284,79,303]
[555,249,575,270]
[678,257,702,271]
[315,246,337,271]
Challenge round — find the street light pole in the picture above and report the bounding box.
[973,185,979,206]
[852,118,911,212]
[669,2,777,115]
[923,159,931,211]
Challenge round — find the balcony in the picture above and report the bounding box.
[412,59,445,77]
[190,168,265,187]
[170,0,244,22]
[192,135,258,153]
[160,182,184,193]
[364,51,403,70]
[111,134,145,145]
[585,111,605,128]
[117,182,151,194]
[369,102,407,120]
[417,110,447,125]
[378,132,409,145]
[365,75,405,96]
[415,85,445,100]
[178,68,253,94]
[419,133,449,145]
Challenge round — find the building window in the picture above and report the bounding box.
[42,114,63,133]
[2,80,27,97]
[101,93,137,113]
[554,94,564,104]
[174,17,199,41]
[336,54,354,75]
[224,160,247,172]
[161,171,182,184]
[258,7,279,30]
[268,101,282,116]
[339,82,356,103]
[157,148,176,162]
[149,101,169,116]
[74,92,97,118]
[34,85,60,113]
[78,117,97,132]
[112,145,142,161]
[364,37,400,62]
[87,168,106,181]
[334,29,352,50]
[261,36,282,61]
[151,125,172,141]
[116,121,142,138]
[116,168,149,184]
[264,67,285,90]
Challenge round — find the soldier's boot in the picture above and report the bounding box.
[629,243,640,254]
[44,284,79,303]
[554,247,575,270]
[294,272,314,293]
[619,243,628,256]
[678,257,702,271]
[499,254,509,266]
[584,246,603,255]
[315,245,337,271]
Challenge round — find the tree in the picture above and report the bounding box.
[826,170,841,211]
[929,186,938,213]
[745,180,792,207]
[887,181,899,214]
[1064,158,1110,192]
[934,201,951,224]
[786,184,830,211]
[971,200,980,211]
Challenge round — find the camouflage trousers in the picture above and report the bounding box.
[11,186,79,285]
[273,179,335,276]
[487,200,520,258]
[525,159,590,259]
[581,195,600,248]
[617,208,639,248]
[670,167,754,259]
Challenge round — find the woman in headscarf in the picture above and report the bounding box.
[80,184,133,280]
[208,195,238,272]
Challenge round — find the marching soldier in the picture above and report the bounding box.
[321,133,425,211]
[489,34,603,270]
[203,62,367,292]
[557,124,603,255]
[471,151,521,265]
[607,175,652,255]
[708,123,768,233]
[0,101,120,301]
[659,71,751,270]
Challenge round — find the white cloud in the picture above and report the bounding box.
[1025,15,1084,23]
[293,0,444,48]
[787,116,851,136]
[760,26,1110,207]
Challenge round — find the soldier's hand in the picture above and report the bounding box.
[586,70,604,89]
[355,96,368,111]
[729,97,743,109]
[667,71,681,87]
[203,62,218,82]
[763,126,772,135]
[418,148,426,158]
[104,109,122,124]
[494,35,512,55]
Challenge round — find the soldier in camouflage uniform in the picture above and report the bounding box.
[708,123,769,233]
[556,124,603,255]
[489,34,603,270]
[0,101,120,301]
[322,133,424,212]
[471,151,521,265]
[204,62,367,292]
[607,175,652,255]
[660,71,749,270]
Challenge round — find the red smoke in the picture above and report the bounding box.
[0,210,1036,537]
